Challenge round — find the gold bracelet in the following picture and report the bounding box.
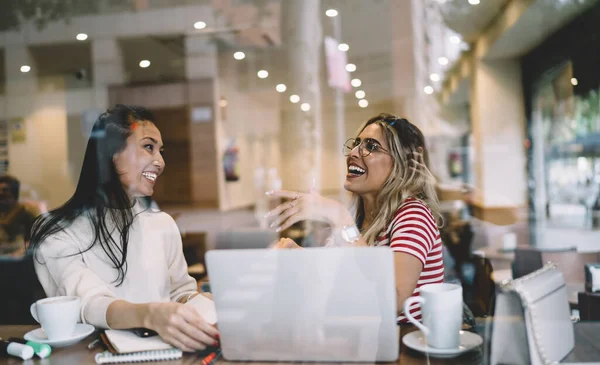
[180,292,197,303]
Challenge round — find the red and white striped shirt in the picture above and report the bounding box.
[376,197,444,323]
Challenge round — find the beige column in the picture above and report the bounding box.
[92,39,124,109]
[391,0,418,121]
[280,0,323,192]
[5,45,74,208]
[185,35,218,80]
[469,56,528,224]
[184,35,221,208]
[4,46,39,185]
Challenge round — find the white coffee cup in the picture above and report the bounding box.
[30,296,81,341]
[503,232,517,251]
[403,283,463,349]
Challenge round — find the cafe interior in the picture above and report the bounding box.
[0,0,599,364]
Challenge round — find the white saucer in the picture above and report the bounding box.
[24,323,95,348]
[402,330,483,358]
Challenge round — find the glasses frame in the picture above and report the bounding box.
[343,137,390,157]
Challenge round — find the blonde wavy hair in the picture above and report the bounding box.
[351,113,441,245]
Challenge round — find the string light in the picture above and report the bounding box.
[326,9,338,17]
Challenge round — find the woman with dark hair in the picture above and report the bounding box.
[30,105,218,351]
[268,113,443,323]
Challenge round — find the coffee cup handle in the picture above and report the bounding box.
[403,297,429,336]
[30,303,40,323]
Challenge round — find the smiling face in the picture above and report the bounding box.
[343,123,394,200]
[113,122,165,197]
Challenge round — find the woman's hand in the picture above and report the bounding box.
[145,302,219,352]
[266,190,354,232]
[274,237,302,249]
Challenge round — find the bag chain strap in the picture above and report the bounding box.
[501,262,559,365]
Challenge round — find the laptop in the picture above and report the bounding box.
[215,228,278,250]
[205,247,399,362]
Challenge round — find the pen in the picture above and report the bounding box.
[88,338,100,349]
[209,349,222,365]
[201,350,218,365]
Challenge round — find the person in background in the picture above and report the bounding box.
[0,175,38,256]
[268,113,444,323]
[29,105,218,352]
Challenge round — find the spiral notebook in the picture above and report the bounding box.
[95,330,182,364]
[94,296,216,363]
[95,349,183,364]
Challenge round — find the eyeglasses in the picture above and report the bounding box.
[343,138,390,157]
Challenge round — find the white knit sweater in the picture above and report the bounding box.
[34,205,196,329]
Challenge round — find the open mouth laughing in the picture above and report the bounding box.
[347,164,366,178]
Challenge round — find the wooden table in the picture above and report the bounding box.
[0,325,483,365]
[1,323,599,364]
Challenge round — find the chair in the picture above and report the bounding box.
[578,292,600,320]
[0,253,46,324]
[181,232,207,280]
[461,254,496,317]
[512,248,544,279]
[513,247,600,282]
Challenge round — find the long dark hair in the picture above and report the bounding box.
[29,104,156,286]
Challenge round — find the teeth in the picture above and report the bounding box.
[142,172,157,182]
[348,165,366,174]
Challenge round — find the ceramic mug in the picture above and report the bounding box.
[30,296,80,341]
[403,283,463,349]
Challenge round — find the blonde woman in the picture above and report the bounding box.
[267,113,443,322]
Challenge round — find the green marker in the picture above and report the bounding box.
[7,338,51,358]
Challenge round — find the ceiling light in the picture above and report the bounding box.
[233,51,246,60]
[355,90,366,99]
[301,103,311,112]
[450,36,461,44]
[346,63,357,72]
[358,99,369,108]
[438,57,449,66]
[430,73,440,82]
[257,70,269,79]
[139,60,151,68]
[194,21,207,30]
[424,86,434,95]
[338,43,349,52]
[76,33,88,41]
[469,0,480,4]
[290,94,300,103]
[276,84,287,92]
[571,78,578,86]
[351,78,362,87]
[326,9,338,17]
[20,65,31,73]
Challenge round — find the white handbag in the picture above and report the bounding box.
[490,262,574,365]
